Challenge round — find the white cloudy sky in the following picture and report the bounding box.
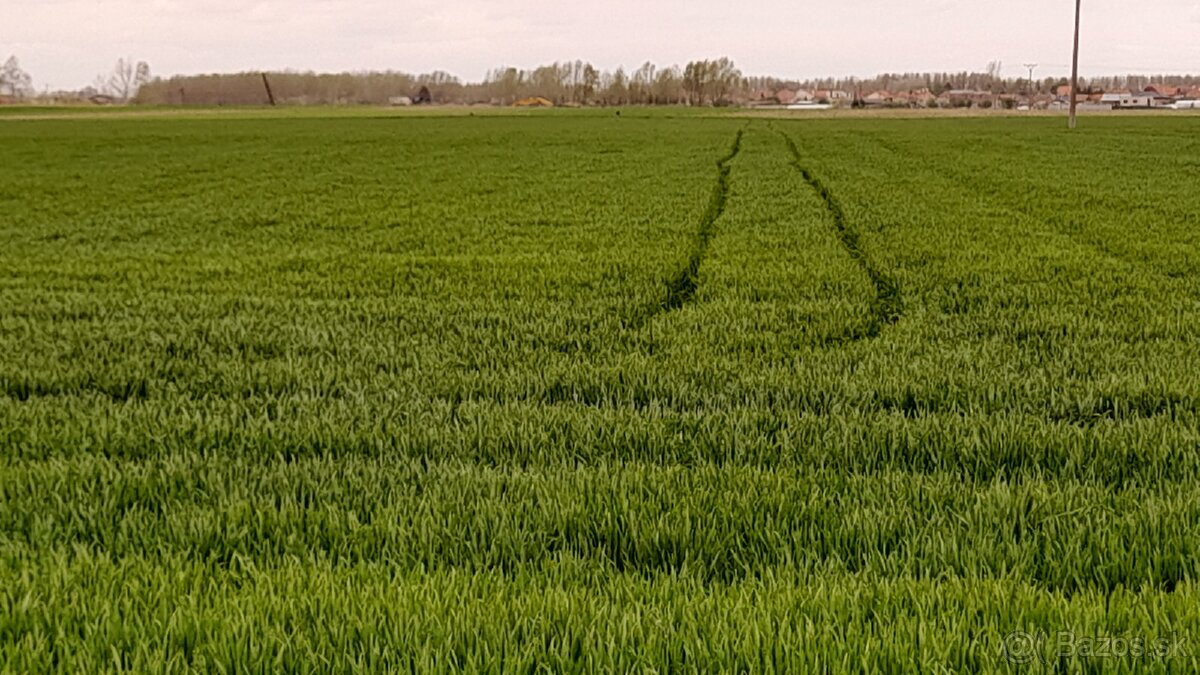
[5,0,1200,90]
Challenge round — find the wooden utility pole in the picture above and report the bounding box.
[1069,0,1082,129]
[261,73,277,106]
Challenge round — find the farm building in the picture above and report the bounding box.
[814,89,851,102]
[1118,91,1173,108]
[863,90,896,105]
[936,90,991,107]
[1146,84,1182,97]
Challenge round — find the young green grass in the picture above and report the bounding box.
[2,111,1199,672]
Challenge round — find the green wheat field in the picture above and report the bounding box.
[2,109,1200,672]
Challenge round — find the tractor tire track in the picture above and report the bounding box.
[627,130,743,334]
[663,129,744,310]
[774,127,903,337]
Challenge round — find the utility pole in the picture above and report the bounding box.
[261,73,277,106]
[1069,0,1082,129]
[1023,63,1038,95]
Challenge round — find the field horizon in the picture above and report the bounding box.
[3,102,1200,123]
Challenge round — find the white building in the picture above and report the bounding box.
[1118,91,1171,108]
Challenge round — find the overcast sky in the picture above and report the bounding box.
[6,0,1200,90]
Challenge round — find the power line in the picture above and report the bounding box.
[1069,0,1082,129]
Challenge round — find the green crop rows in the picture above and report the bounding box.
[2,111,1200,672]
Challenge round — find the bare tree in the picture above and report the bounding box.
[683,58,741,105]
[582,64,599,102]
[529,64,566,103]
[603,67,628,105]
[653,66,683,105]
[631,62,656,104]
[0,55,33,99]
[708,57,742,104]
[561,60,599,104]
[107,58,151,102]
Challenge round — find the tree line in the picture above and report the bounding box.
[134,62,1200,106]
[132,59,747,106]
[3,53,1198,106]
